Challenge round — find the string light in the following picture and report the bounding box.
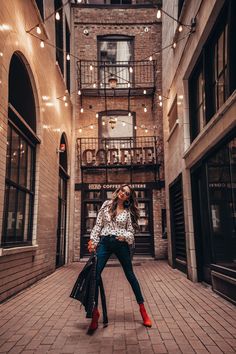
[143,89,147,95]
[89,64,93,71]
[156,9,161,19]
[65,102,68,107]
[158,95,162,101]
[144,106,147,113]
[129,67,133,73]
[63,96,66,101]
[149,56,153,61]
[178,25,183,32]
[66,54,70,60]
[159,101,163,107]
[36,26,41,34]
[78,90,81,95]
[55,12,60,20]
[93,83,96,88]
[96,113,99,118]
[134,126,137,130]
[80,107,84,113]
[127,82,131,88]
[172,42,177,49]
[102,121,105,126]
[128,112,132,117]
[90,125,94,129]
[40,40,45,48]
[145,129,148,133]
[79,128,82,133]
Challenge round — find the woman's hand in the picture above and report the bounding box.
[116,236,125,242]
[88,240,96,253]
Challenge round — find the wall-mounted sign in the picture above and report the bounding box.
[81,147,155,166]
[88,183,147,190]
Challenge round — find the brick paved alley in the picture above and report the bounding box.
[0,261,235,354]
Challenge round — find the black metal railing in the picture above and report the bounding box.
[78,60,156,90]
[72,0,161,6]
[77,136,162,167]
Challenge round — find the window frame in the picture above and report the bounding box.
[189,0,236,142]
[97,35,134,88]
[2,115,36,247]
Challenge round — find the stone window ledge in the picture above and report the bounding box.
[0,245,38,257]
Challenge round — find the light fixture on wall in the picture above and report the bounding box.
[108,74,118,89]
[109,116,117,129]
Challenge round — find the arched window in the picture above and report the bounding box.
[2,53,39,247]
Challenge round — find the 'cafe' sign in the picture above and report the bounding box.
[81,146,155,166]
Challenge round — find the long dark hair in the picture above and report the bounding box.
[109,184,140,230]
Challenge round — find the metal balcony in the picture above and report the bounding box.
[77,60,156,97]
[77,136,163,183]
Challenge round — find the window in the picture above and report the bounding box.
[35,0,44,20]
[168,96,178,132]
[189,61,205,140]
[189,0,236,142]
[55,0,64,75]
[3,121,35,246]
[178,0,185,18]
[2,53,38,247]
[209,24,229,114]
[66,20,70,92]
[98,36,133,88]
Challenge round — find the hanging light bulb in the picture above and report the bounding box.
[156,9,161,19]
[172,42,177,49]
[129,67,133,73]
[36,26,41,34]
[159,101,163,107]
[93,83,96,88]
[178,25,183,32]
[127,82,131,88]
[144,106,147,113]
[149,56,153,61]
[66,54,70,61]
[65,102,68,107]
[40,40,45,48]
[78,90,81,95]
[90,125,94,129]
[89,64,93,71]
[134,126,137,130]
[96,113,99,118]
[102,121,105,126]
[63,95,66,101]
[109,117,116,129]
[128,112,132,117]
[158,95,162,101]
[143,89,147,95]
[55,12,60,20]
[145,129,148,133]
[79,128,82,133]
[80,107,84,113]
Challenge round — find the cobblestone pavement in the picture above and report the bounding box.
[0,260,236,354]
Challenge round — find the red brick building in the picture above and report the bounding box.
[72,0,167,260]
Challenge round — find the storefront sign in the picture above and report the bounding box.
[82,147,155,166]
[88,183,147,190]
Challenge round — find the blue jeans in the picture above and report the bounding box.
[95,235,144,305]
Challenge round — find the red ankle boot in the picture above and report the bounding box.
[87,307,100,334]
[139,303,152,327]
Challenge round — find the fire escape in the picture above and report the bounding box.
[77,59,163,185]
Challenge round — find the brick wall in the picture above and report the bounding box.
[73,5,166,259]
[0,0,73,302]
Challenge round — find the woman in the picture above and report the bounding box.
[87,184,152,332]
